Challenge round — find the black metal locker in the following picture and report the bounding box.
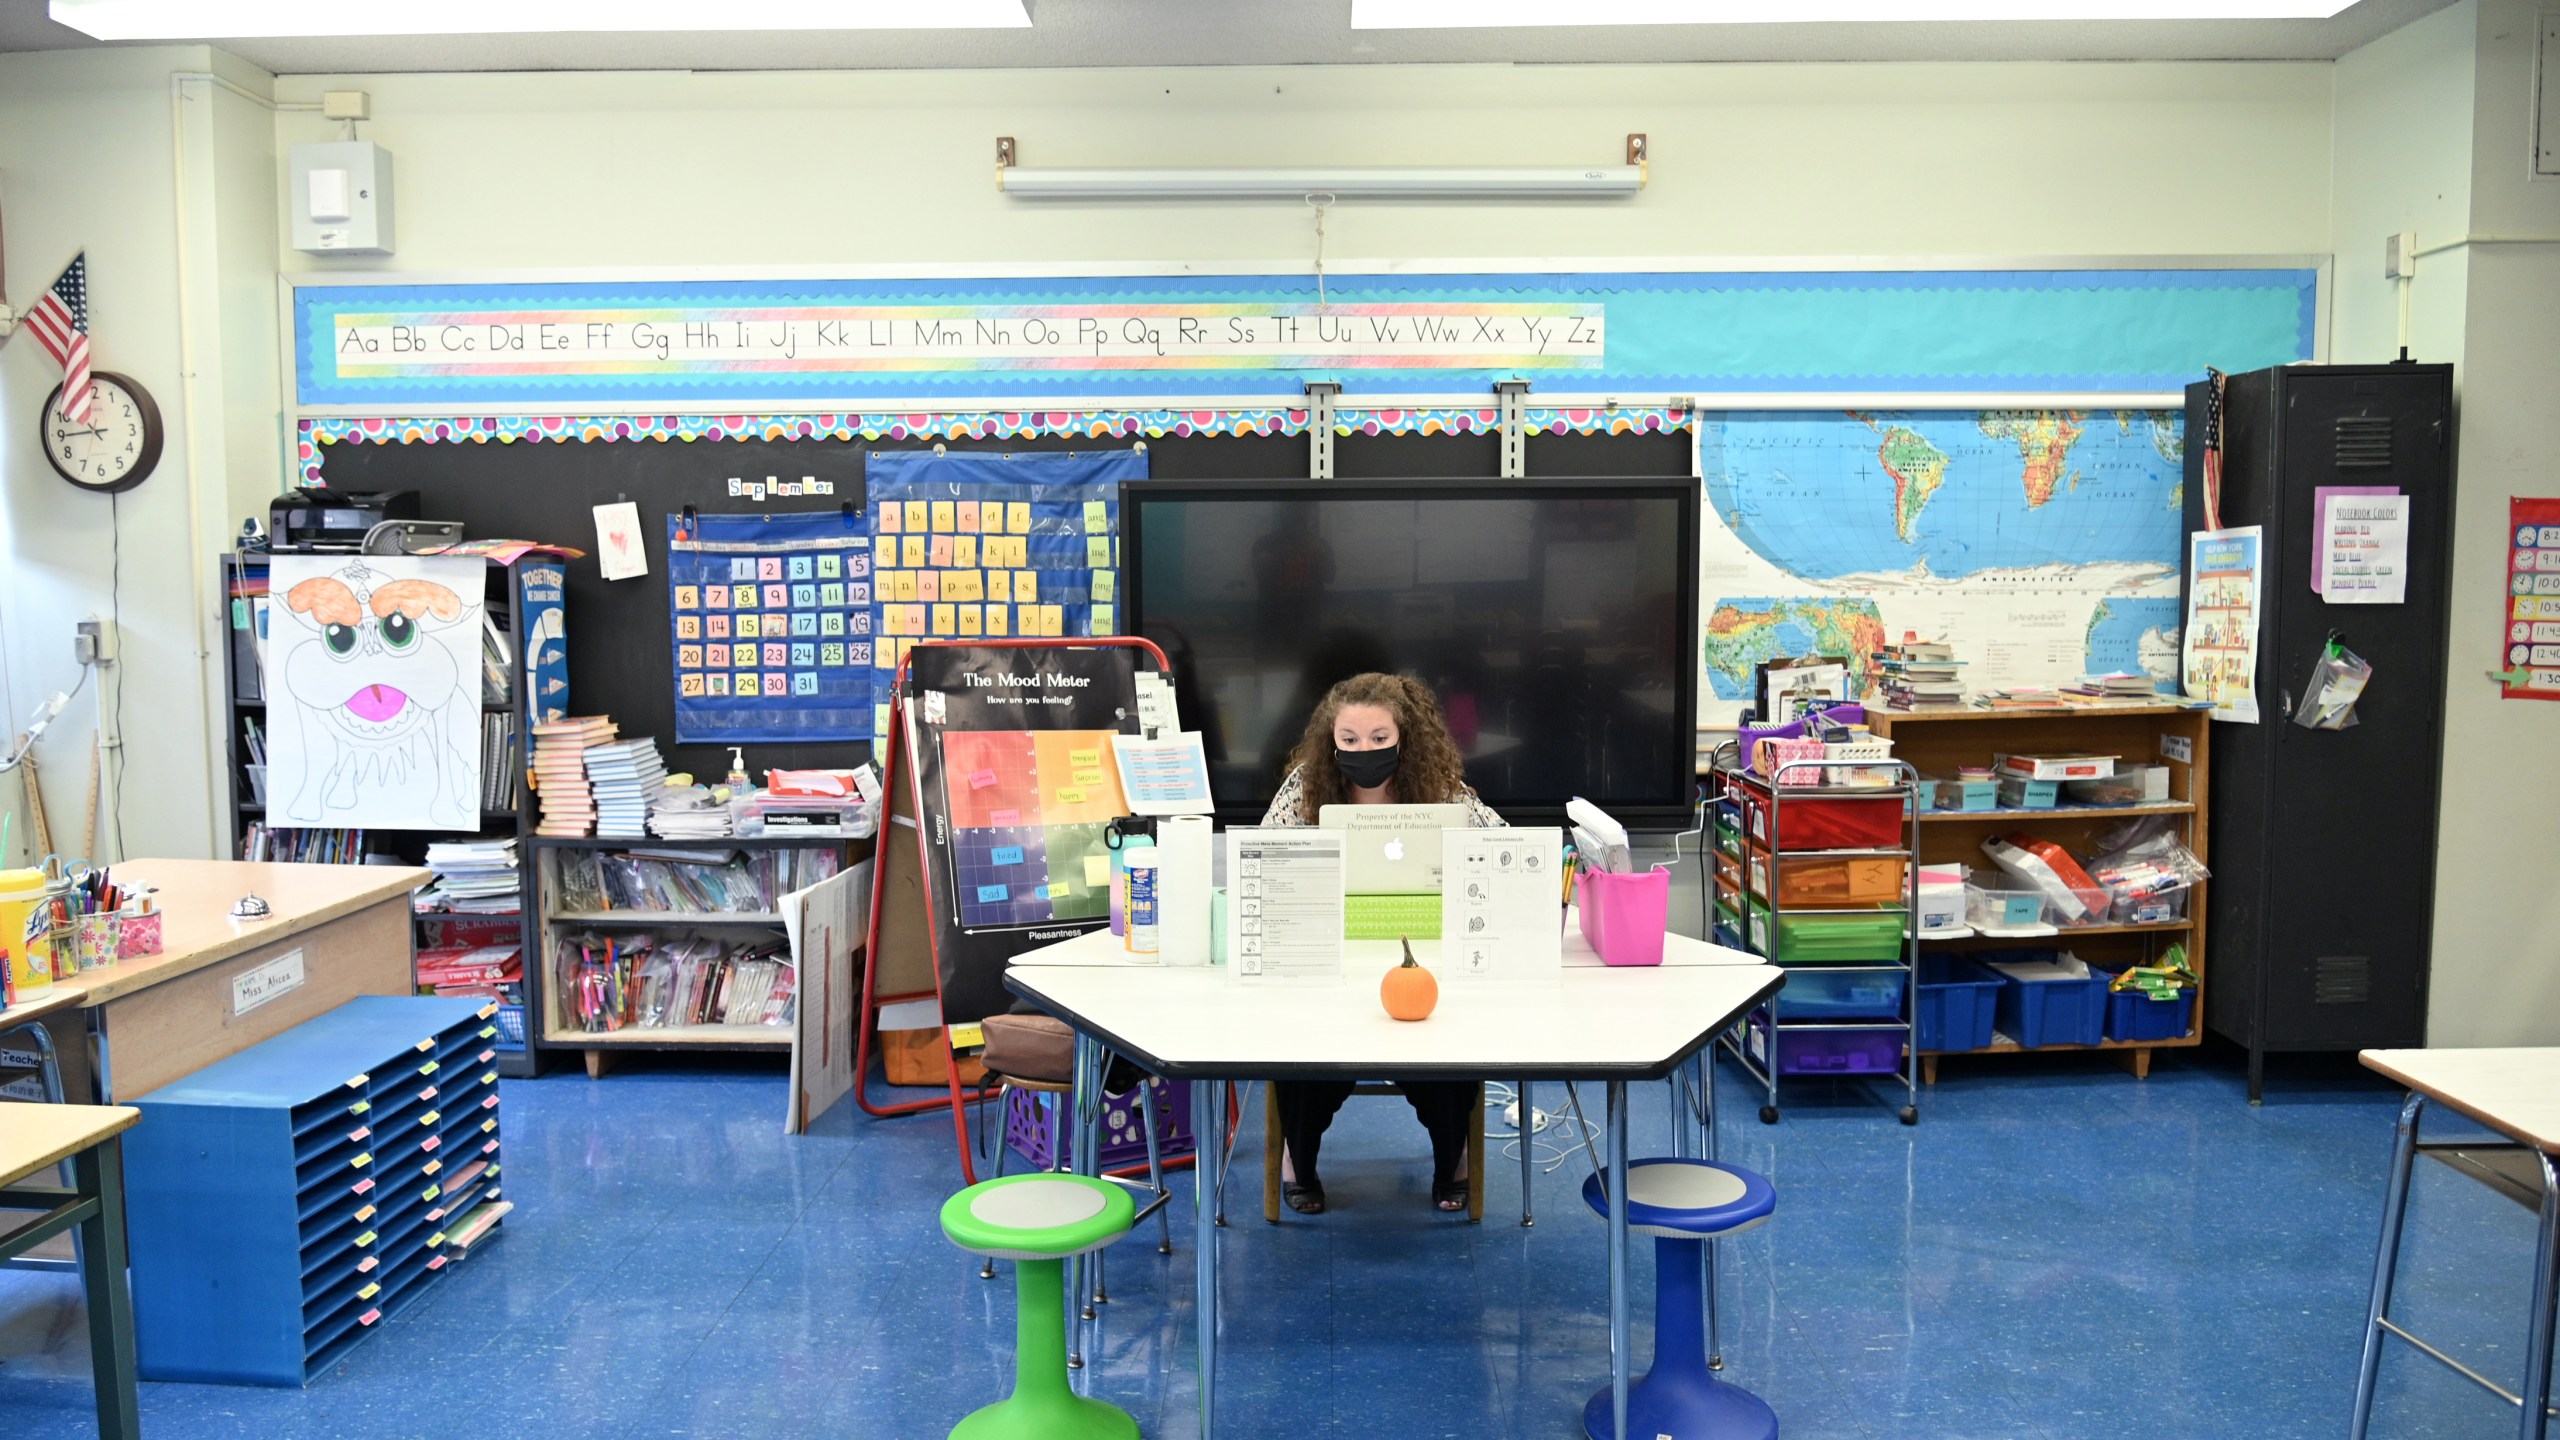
[2180,363,2456,1102]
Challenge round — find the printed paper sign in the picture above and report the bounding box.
[2500,498,2560,700]
[2182,526,2263,724]
[233,949,307,1017]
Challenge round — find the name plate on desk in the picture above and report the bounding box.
[232,949,307,1017]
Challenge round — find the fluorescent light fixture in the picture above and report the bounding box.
[49,0,1030,39]
[999,166,1645,199]
[1354,0,2355,24]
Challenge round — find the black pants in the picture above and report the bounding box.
[1273,1079,1477,1189]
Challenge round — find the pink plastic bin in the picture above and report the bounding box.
[1577,867,1670,967]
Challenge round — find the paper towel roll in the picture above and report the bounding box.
[1156,814,1215,966]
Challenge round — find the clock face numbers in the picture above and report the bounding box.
[50,382,147,487]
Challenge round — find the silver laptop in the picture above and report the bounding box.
[1317,803,1471,894]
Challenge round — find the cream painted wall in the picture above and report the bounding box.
[2328,1,2477,367]
[2428,0,2560,1045]
[269,62,2336,275]
[0,45,280,866]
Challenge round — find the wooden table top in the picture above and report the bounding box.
[0,988,82,1034]
[0,1104,139,1188]
[43,859,429,1008]
[2362,1048,2560,1155]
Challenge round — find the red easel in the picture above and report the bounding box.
[854,636,1174,1184]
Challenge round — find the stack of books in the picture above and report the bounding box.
[1977,685,2064,709]
[649,785,735,841]
[1874,639,1965,709]
[584,737,669,838]
[2061,671,2162,702]
[419,838,521,914]
[531,716,615,836]
[414,942,523,1001]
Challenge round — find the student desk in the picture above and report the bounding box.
[2353,1047,2560,1440]
[1008,917,1781,1440]
[0,1103,142,1440]
[38,859,429,1102]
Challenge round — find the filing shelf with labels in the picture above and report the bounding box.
[120,996,508,1386]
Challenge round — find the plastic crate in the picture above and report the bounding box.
[1746,1014,1903,1075]
[1914,953,2002,1051]
[1769,967,1907,1022]
[2096,968,2197,1042]
[1981,950,2109,1048]
[493,1005,528,1050]
[1746,844,1908,908]
[1744,898,1905,964]
[1731,776,1905,852]
[1005,1076,1195,1171]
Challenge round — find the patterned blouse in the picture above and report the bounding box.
[1260,763,1506,828]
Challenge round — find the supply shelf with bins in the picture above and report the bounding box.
[530,834,869,1078]
[1860,703,2210,1083]
[1708,748,1922,1126]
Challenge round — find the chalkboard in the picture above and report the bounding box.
[311,427,1686,784]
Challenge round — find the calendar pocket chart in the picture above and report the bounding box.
[863,449,1147,742]
[668,511,875,742]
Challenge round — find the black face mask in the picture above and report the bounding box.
[1334,744,1401,790]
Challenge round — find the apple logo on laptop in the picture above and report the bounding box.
[1382,838,1407,862]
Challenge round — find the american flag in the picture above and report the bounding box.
[24,254,93,424]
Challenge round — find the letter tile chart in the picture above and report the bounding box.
[863,448,1146,741]
[666,511,874,743]
[940,730,1129,927]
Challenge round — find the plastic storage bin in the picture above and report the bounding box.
[1914,868,1968,934]
[1577,867,1670,967]
[1732,777,1905,852]
[1997,774,2060,808]
[1771,967,1908,1021]
[2095,967,2197,1041]
[1965,885,2050,931]
[1981,951,2109,1047]
[1914,953,2002,1051]
[1746,844,1907,908]
[1006,1076,1195,1171]
[1925,776,1998,813]
[1744,899,1905,964]
[1746,1014,1904,1075]
[1710,901,1747,952]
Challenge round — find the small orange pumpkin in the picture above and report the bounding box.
[1381,938,1438,1022]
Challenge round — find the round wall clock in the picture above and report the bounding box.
[41,371,164,494]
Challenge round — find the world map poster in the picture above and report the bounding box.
[1696,409,2187,724]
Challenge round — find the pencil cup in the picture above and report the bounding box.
[119,909,164,957]
[76,912,123,971]
[1577,867,1671,968]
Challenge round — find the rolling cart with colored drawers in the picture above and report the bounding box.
[1710,750,1920,1125]
[119,995,508,1385]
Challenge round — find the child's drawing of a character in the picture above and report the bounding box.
[278,560,476,828]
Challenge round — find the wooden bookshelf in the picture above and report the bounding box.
[1861,703,2210,1083]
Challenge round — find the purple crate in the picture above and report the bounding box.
[1004,1076,1195,1171]
[1748,1014,1903,1075]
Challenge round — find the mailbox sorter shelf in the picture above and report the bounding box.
[122,996,509,1386]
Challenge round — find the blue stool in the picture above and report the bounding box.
[1580,1158,1779,1440]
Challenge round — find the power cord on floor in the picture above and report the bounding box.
[1481,1081,1603,1173]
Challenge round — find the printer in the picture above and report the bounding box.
[269,490,421,552]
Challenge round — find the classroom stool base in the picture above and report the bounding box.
[1582,1371,1779,1440]
[952,1392,1140,1440]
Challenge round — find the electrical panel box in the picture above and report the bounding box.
[289,140,394,255]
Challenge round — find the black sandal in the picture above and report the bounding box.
[1284,1181,1327,1215]
[1432,1178,1469,1213]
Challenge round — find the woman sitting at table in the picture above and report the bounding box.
[1260,671,1501,1215]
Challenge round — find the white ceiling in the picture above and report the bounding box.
[0,0,2456,71]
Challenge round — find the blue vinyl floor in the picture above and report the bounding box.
[2,1047,2550,1439]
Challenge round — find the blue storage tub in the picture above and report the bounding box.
[1914,953,2002,1051]
[2095,967,2197,1042]
[1981,948,2109,1047]
[1771,967,1907,1021]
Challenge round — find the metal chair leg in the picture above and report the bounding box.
[1214,1080,1253,1227]
[1518,1080,1535,1228]
[2352,1092,2426,1440]
[1138,1079,1172,1254]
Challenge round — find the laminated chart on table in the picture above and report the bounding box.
[940,729,1130,929]
[864,449,1147,742]
[667,511,875,743]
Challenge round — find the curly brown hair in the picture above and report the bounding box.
[1283,672,1471,822]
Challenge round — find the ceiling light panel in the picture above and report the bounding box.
[49,0,1031,39]
[1352,0,2355,25]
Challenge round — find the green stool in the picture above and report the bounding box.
[940,1173,1140,1440]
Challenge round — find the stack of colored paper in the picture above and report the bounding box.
[531,716,615,836]
[584,737,669,839]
